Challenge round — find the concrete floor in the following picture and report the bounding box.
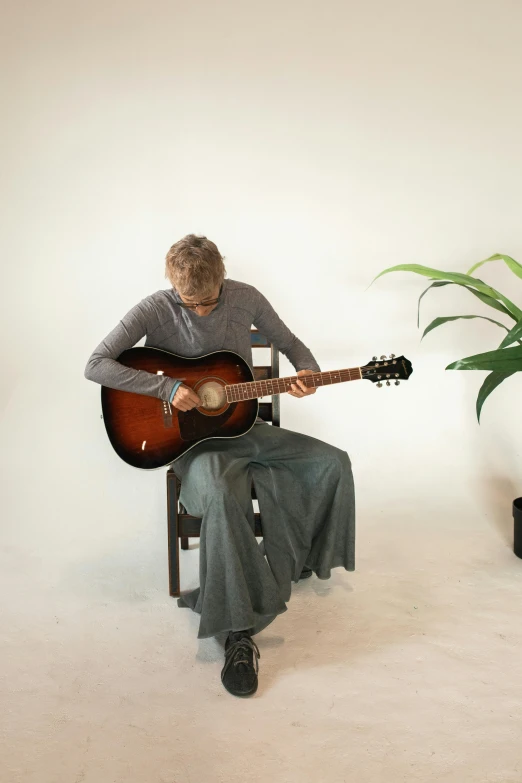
[2,489,521,783]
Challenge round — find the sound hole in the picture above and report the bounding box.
[197,380,227,412]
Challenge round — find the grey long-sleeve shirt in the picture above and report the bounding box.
[84,278,321,414]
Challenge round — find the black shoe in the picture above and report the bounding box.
[221,630,260,697]
[299,566,313,581]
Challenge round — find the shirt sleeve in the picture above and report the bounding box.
[84,297,180,402]
[252,289,321,372]
[169,380,183,403]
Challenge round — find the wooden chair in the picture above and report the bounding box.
[166,330,280,597]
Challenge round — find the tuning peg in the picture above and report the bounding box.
[390,353,396,359]
[386,380,391,386]
[395,380,400,386]
[377,382,383,388]
[372,356,378,361]
[380,355,386,360]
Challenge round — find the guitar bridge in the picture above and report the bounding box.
[162,399,173,428]
[157,369,173,428]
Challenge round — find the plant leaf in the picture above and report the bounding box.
[417,281,451,327]
[465,286,517,318]
[475,371,517,422]
[446,345,522,372]
[374,263,522,321]
[467,253,522,281]
[417,280,515,326]
[498,318,522,349]
[422,315,509,340]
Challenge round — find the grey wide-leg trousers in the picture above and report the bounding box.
[171,422,355,639]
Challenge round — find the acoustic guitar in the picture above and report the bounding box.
[101,348,413,469]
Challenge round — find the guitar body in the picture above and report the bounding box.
[101,347,258,470]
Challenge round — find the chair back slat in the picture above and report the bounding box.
[254,366,271,381]
[250,331,271,347]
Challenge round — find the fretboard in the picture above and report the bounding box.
[225,367,362,403]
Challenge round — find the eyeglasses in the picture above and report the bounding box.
[177,284,223,310]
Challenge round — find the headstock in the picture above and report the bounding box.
[362,355,413,387]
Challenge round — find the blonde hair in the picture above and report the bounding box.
[165,234,226,298]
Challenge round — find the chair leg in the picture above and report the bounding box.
[166,471,181,597]
[179,501,189,549]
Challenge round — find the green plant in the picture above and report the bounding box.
[373,254,522,421]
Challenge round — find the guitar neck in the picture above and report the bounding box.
[225,367,362,403]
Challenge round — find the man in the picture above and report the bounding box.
[85,234,355,698]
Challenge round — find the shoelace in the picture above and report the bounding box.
[221,635,261,680]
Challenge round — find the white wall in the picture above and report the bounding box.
[2,0,522,574]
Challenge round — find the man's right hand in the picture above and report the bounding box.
[171,384,202,412]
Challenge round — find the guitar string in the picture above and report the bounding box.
[226,368,397,391]
[224,365,403,400]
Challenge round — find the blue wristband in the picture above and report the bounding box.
[169,380,183,403]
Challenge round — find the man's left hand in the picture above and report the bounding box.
[289,369,317,398]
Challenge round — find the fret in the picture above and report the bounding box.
[226,367,362,402]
